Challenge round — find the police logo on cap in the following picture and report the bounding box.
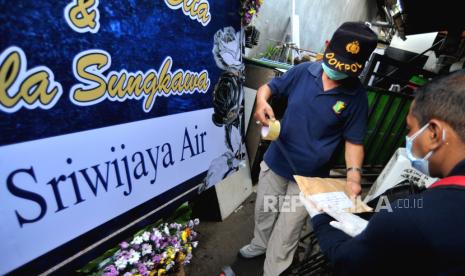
[346,41,360,55]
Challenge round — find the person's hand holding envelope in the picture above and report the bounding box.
[296,176,372,237]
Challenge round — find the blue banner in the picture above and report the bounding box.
[0,1,244,274]
[0,0,240,145]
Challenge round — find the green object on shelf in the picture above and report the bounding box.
[259,43,280,60]
[243,56,292,70]
[333,89,413,171]
[409,75,428,86]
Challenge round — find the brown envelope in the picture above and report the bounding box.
[294,175,372,213]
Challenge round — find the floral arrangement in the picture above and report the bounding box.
[240,0,264,26]
[101,219,199,276]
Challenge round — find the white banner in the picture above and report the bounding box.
[0,108,229,274]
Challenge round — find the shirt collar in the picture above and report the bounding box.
[306,61,360,96]
[307,61,322,77]
[448,158,465,176]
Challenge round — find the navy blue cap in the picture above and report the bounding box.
[323,22,378,77]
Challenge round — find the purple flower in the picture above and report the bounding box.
[118,250,131,259]
[243,13,252,24]
[170,237,178,244]
[151,235,161,249]
[103,265,118,276]
[120,241,129,249]
[160,240,169,249]
[152,254,162,264]
[137,263,148,276]
[169,223,181,230]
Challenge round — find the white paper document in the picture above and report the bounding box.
[309,191,354,210]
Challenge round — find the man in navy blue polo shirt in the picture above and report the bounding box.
[301,70,465,275]
[239,22,377,275]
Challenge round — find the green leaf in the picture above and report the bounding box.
[76,247,118,274]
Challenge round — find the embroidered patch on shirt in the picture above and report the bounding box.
[333,100,346,114]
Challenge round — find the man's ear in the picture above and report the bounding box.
[428,119,445,150]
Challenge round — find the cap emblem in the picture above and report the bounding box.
[346,41,360,54]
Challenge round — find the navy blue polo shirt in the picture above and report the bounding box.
[263,61,368,180]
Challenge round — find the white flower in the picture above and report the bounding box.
[141,243,153,256]
[123,272,132,276]
[184,252,193,264]
[184,253,192,265]
[192,241,199,248]
[153,229,162,239]
[142,231,150,242]
[212,26,244,72]
[144,260,155,269]
[131,235,144,245]
[127,249,141,265]
[194,218,200,225]
[164,225,170,235]
[115,256,128,270]
[166,260,175,271]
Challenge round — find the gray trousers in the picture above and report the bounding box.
[250,161,309,276]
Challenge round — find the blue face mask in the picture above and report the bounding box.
[322,63,348,80]
[405,123,446,175]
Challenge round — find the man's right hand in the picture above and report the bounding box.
[254,99,275,126]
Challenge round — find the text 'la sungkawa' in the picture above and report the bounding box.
[0,47,211,113]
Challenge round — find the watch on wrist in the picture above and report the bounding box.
[346,167,362,174]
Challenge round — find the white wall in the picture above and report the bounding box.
[247,0,377,58]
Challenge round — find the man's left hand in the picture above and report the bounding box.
[323,206,369,237]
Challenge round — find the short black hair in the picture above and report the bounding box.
[411,70,465,142]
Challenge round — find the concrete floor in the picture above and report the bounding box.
[183,192,317,276]
[184,193,265,276]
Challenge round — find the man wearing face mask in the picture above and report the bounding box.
[239,22,377,275]
[300,70,465,275]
